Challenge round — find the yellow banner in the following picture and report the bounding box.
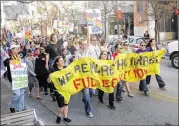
[50,50,165,104]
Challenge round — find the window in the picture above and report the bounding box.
[129,38,134,43]
[137,2,143,13]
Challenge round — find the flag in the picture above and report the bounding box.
[24,26,32,45]
[1,27,12,48]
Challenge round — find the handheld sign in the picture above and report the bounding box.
[10,61,28,90]
[85,9,103,34]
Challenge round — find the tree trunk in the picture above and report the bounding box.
[155,21,161,45]
[104,14,107,40]
[155,20,158,45]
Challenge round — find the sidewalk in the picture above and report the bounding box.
[1,78,67,125]
[1,78,12,115]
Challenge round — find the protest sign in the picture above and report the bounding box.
[50,50,165,104]
[10,61,28,90]
[85,9,103,34]
[53,20,73,32]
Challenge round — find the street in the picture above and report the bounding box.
[1,58,178,125]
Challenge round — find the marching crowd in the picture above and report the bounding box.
[2,31,167,124]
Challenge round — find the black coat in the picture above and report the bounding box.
[35,53,49,77]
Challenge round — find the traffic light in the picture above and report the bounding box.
[116,10,123,19]
[175,9,179,15]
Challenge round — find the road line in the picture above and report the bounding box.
[130,86,178,104]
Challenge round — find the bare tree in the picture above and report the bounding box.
[142,0,176,44]
[60,1,85,33]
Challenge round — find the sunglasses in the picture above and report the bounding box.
[120,48,123,49]
[141,45,146,46]
[102,53,107,55]
[125,44,129,46]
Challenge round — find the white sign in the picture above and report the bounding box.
[85,9,103,34]
[87,26,102,35]
[10,61,28,90]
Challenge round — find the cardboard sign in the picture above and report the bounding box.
[10,61,28,90]
[85,9,103,34]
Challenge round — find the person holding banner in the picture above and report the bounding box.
[89,36,101,96]
[3,43,26,113]
[75,38,95,118]
[98,51,116,110]
[146,39,167,89]
[121,42,134,97]
[112,44,124,103]
[136,42,150,96]
[50,56,71,124]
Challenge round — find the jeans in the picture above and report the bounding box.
[98,89,114,107]
[49,59,55,73]
[146,75,166,88]
[116,81,123,100]
[82,88,95,114]
[9,88,25,112]
[139,79,148,92]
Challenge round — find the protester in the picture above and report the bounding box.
[74,39,80,50]
[3,43,26,113]
[33,48,40,58]
[99,39,108,52]
[136,42,150,96]
[98,51,116,110]
[60,47,73,67]
[144,30,150,39]
[111,44,125,102]
[121,42,134,97]
[45,33,63,72]
[146,39,167,89]
[26,49,42,100]
[30,41,36,52]
[35,46,49,95]
[67,39,77,55]
[22,43,30,58]
[122,42,133,54]
[50,56,71,124]
[89,36,101,96]
[89,36,101,59]
[75,38,94,118]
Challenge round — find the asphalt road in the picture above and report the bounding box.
[2,59,178,125]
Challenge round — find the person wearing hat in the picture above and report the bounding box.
[3,43,26,113]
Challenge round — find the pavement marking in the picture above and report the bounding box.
[130,86,178,104]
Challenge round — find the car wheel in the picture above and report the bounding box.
[171,53,179,69]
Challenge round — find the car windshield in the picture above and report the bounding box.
[136,38,148,44]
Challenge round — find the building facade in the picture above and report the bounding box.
[134,1,178,40]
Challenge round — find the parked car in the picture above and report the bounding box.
[128,36,149,51]
[165,40,179,69]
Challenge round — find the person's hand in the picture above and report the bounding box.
[45,64,49,70]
